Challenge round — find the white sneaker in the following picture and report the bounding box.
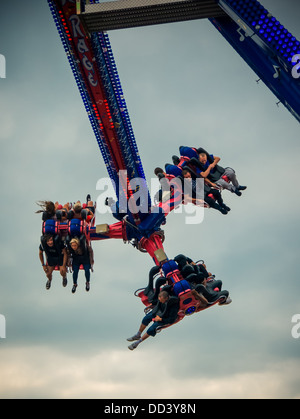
[222,297,232,305]
[127,333,141,342]
[128,341,140,351]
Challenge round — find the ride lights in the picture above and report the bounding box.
[185,306,196,316]
[223,0,300,66]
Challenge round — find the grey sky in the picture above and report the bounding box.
[0,0,299,399]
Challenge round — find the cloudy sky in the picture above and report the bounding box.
[0,0,299,399]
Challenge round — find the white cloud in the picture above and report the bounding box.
[0,345,299,399]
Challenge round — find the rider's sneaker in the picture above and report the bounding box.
[234,188,242,196]
[86,282,90,292]
[62,277,67,287]
[128,340,140,351]
[46,280,51,290]
[221,297,232,305]
[72,284,77,294]
[127,332,141,342]
[221,204,231,212]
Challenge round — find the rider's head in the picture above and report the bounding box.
[198,152,207,165]
[70,237,80,251]
[73,202,82,214]
[182,169,191,178]
[158,290,169,303]
[45,234,54,247]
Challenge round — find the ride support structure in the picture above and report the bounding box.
[77,0,300,123]
[46,0,299,324]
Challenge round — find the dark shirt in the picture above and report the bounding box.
[39,240,64,258]
[151,298,179,325]
[69,245,90,266]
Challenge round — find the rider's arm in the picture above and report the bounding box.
[39,249,45,266]
[62,247,68,268]
[211,156,220,168]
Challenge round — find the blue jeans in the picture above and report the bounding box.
[72,263,91,284]
[142,312,167,337]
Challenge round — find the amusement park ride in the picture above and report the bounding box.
[43,0,300,328]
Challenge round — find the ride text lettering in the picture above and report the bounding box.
[68,13,98,87]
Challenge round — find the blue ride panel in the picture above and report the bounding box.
[211,0,300,122]
[90,31,151,216]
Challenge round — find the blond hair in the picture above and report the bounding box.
[70,237,83,255]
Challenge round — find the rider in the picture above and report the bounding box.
[39,234,68,289]
[68,195,95,222]
[127,290,179,350]
[181,169,230,214]
[67,235,94,293]
[36,200,56,221]
[195,148,246,196]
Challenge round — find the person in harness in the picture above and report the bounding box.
[180,146,247,196]
[36,200,70,221]
[39,234,68,289]
[67,197,95,223]
[181,168,231,214]
[127,290,179,350]
[67,235,94,293]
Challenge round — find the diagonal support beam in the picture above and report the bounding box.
[77,0,226,32]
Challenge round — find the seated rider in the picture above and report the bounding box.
[182,169,230,215]
[174,254,232,305]
[36,200,56,221]
[127,290,179,350]
[181,146,246,196]
[174,254,209,283]
[39,234,68,290]
[55,203,70,222]
[68,196,95,222]
[67,235,94,293]
[154,167,175,181]
[36,200,72,221]
[193,277,232,305]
